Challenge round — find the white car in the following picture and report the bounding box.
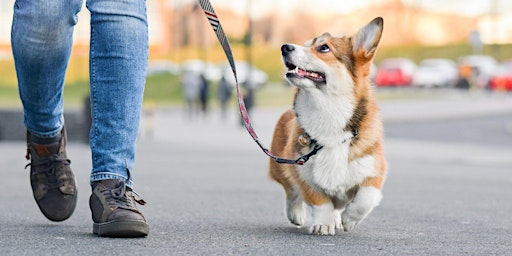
[180,59,222,82]
[412,58,458,88]
[147,60,180,75]
[221,61,268,89]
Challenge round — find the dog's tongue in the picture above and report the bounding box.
[297,68,307,77]
[289,66,325,82]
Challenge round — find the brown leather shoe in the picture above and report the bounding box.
[25,127,77,222]
[90,179,149,237]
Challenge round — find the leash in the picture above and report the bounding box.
[197,0,322,165]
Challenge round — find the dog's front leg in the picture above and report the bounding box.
[286,187,306,226]
[341,186,382,232]
[310,202,336,235]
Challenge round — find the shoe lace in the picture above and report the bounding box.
[105,181,146,210]
[101,166,146,210]
[25,154,72,189]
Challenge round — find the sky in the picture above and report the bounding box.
[177,0,512,19]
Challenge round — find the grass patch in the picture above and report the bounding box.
[143,74,182,105]
[0,73,455,109]
[142,74,295,108]
[0,86,21,108]
[0,80,90,109]
[2,42,511,108]
[254,82,295,108]
[0,61,17,87]
[62,80,90,108]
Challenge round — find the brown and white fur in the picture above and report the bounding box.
[269,17,387,235]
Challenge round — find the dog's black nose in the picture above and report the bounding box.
[281,44,295,56]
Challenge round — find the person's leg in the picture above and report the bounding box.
[11,0,82,221]
[86,0,149,237]
[12,0,82,137]
[87,0,147,187]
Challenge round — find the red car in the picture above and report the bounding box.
[375,58,416,87]
[489,61,512,91]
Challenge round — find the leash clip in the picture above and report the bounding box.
[274,143,323,165]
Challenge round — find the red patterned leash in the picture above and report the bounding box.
[197,0,322,165]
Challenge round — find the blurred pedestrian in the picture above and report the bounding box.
[11,0,149,237]
[217,75,233,120]
[456,64,472,90]
[199,73,210,116]
[240,80,255,127]
[181,69,202,120]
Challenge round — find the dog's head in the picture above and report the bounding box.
[281,17,383,95]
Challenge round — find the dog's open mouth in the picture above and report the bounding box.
[285,62,326,83]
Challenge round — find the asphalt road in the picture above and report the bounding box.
[1,95,511,255]
[385,113,512,149]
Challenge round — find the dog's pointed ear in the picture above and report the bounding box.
[352,17,383,59]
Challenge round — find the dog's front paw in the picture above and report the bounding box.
[287,199,306,226]
[309,203,336,235]
[341,212,360,232]
[310,224,335,235]
[341,186,383,232]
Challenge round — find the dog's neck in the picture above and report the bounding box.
[293,88,356,147]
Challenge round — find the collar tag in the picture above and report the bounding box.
[298,133,311,146]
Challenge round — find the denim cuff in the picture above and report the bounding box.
[26,125,63,139]
[90,173,134,188]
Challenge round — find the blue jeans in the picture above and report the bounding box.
[11,0,148,188]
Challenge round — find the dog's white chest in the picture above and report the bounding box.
[300,145,376,196]
[293,86,375,195]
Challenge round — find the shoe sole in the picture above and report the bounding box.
[93,220,149,238]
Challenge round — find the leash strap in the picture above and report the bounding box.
[197,0,322,165]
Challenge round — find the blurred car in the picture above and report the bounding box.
[222,61,268,89]
[375,58,416,87]
[181,59,222,81]
[147,60,180,76]
[489,60,512,91]
[412,58,458,88]
[457,55,498,89]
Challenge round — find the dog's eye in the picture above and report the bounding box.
[317,44,330,53]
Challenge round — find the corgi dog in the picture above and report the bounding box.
[269,17,387,235]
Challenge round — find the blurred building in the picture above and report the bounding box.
[1,0,512,56]
[479,15,512,44]
[0,1,12,50]
[0,0,173,55]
